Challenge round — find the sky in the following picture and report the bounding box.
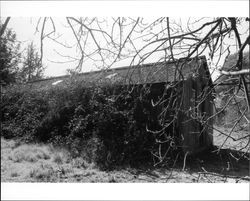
[7,17,83,76]
[1,1,249,80]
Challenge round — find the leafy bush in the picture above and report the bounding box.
[1,79,175,168]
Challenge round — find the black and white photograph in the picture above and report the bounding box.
[1,0,249,200]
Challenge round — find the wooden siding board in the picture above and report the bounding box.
[179,77,199,153]
[198,65,214,149]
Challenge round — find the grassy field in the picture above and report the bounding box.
[1,127,249,183]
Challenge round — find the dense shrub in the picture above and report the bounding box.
[1,85,49,140]
[1,79,174,168]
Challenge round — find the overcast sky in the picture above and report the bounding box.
[2,2,249,80]
[7,18,82,77]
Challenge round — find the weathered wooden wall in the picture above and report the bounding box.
[177,63,213,154]
[178,77,200,153]
[197,64,214,150]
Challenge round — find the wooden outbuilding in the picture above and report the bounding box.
[28,56,214,154]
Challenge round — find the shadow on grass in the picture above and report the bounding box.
[186,147,250,179]
[125,147,249,182]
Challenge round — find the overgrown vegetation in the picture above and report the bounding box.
[1,80,181,169]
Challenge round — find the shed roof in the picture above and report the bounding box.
[27,56,209,90]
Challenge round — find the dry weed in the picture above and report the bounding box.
[29,161,57,182]
[9,144,51,163]
[10,171,19,177]
[72,157,88,168]
[1,138,19,149]
[53,153,64,164]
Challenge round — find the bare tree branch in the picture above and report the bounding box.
[221,69,250,76]
[0,17,11,37]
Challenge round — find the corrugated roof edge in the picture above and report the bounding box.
[28,56,207,84]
